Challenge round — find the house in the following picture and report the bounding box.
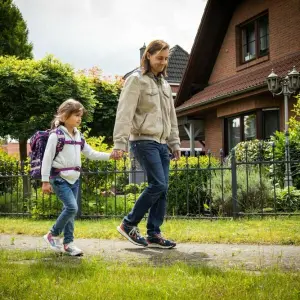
[124,44,189,99]
[175,0,300,156]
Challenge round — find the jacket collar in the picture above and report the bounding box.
[146,72,164,85]
[59,125,79,138]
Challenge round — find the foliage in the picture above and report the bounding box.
[167,155,220,216]
[275,187,300,212]
[0,0,33,58]
[233,139,271,162]
[0,55,96,160]
[0,148,18,194]
[208,165,274,215]
[265,94,300,189]
[82,67,123,144]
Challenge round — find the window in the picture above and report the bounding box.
[228,117,241,150]
[262,109,279,139]
[225,109,279,153]
[240,13,269,63]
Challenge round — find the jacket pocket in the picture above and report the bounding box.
[138,114,148,133]
[140,113,163,136]
[145,88,159,97]
[162,88,169,97]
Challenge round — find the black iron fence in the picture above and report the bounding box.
[1,143,300,219]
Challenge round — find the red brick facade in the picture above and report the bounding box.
[178,0,300,155]
[1,143,30,157]
[209,0,300,84]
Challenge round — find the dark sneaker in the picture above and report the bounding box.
[63,242,83,256]
[43,232,63,252]
[117,223,148,247]
[146,234,176,249]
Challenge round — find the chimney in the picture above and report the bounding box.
[139,43,146,60]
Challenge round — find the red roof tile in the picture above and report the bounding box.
[177,52,300,111]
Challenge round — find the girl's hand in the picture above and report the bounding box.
[110,149,125,160]
[42,182,53,194]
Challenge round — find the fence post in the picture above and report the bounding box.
[231,148,238,218]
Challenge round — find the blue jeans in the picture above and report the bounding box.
[124,141,170,236]
[49,177,79,244]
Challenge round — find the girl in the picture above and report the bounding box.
[42,99,111,256]
[111,40,181,249]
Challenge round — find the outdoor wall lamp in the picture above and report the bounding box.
[266,66,300,187]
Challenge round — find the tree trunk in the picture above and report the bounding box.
[19,138,31,202]
[19,139,28,162]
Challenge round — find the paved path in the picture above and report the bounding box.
[0,234,299,271]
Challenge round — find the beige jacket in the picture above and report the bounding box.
[113,70,180,152]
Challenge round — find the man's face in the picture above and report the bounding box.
[147,49,169,75]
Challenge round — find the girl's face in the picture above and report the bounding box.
[147,49,169,76]
[64,111,83,129]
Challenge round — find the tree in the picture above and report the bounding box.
[0,0,33,58]
[0,55,96,161]
[83,67,123,144]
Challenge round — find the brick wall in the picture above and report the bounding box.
[204,110,223,155]
[209,0,300,84]
[171,85,180,93]
[1,143,30,157]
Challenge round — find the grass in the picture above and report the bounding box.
[0,216,300,245]
[0,249,299,300]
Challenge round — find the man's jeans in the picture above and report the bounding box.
[124,141,170,236]
[50,177,79,244]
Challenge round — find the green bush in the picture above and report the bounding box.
[265,94,300,189]
[167,155,219,216]
[275,187,300,212]
[208,165,273,215]
[233,139,271,162]
[0,148,19,194]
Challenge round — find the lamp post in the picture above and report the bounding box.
[267,66,300,187]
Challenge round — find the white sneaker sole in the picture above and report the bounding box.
[117,226,147,247]
[64,250,83,257]
[147,243,176,249]
[43,234,64,253]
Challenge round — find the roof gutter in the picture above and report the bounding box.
[176,83,267,113]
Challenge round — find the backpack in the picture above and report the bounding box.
[29,128,85,179]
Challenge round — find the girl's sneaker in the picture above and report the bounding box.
[63,242,83,256]
[43,232,63,252]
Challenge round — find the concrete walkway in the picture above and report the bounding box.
[0,234,299,271]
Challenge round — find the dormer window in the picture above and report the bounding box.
[239,13,269,63]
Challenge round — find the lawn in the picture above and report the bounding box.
[0,249,300,300]
[0,217,300,245]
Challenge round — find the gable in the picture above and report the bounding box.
[175,0,243,107]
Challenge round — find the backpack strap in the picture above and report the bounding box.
[80,132,85,151]
[51,128,85,157]
[53,128,65,157]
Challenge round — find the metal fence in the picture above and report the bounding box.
[0,143,300,219]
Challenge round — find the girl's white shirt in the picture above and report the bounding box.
[41,125,110,184]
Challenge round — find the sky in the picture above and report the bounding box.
[14,0,207,76]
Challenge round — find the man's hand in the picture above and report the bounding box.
[172,150,181,161]
[42,182,53,194]
[110,149,125,160]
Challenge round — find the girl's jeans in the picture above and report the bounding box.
[49,177,79,244]
[124,140,170,236]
